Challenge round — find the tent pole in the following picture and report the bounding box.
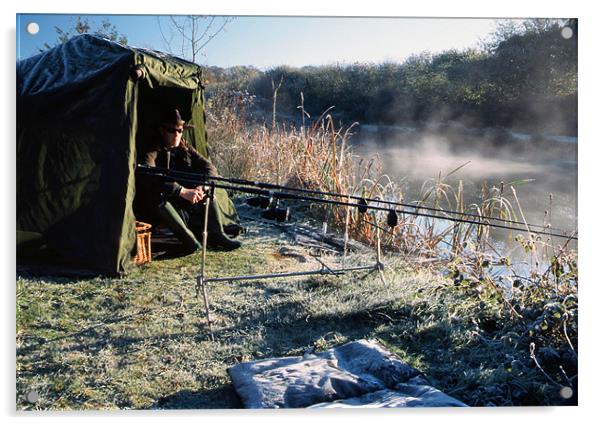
[197,183,215,341]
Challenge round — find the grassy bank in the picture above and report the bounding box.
[16,219,573,409]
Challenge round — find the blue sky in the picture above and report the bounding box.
[17,14,504,68]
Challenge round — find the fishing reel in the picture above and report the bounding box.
[246,195,273,209]
[246,194,290,222]
[261,200,290,222]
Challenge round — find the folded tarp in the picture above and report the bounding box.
[309,383,467,408]
[228,339,467,408]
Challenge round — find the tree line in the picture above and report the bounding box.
[40,17,577,135]
[204,19,577,135]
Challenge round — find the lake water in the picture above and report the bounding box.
[349,123,578,262]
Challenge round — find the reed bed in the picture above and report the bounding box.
[206,90,578,400]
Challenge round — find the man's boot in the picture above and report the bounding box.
[223,223,245,238]
[207,201,241,250]
[209,230,241,251]
[189,200,242,251]
[155,201,202,254]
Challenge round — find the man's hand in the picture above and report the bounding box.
[179,186,205,204]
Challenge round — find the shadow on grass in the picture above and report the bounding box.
[17,262,577,408]
[17,305,166,356]
[208,296,403,359]
[154,384,243,409]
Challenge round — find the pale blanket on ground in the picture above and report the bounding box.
[228,339,467,408]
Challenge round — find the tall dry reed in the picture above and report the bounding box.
[206,90,577,386]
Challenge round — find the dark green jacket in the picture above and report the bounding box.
[140,139,218,200]
[135,138,240,228]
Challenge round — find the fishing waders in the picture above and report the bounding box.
[155,201,202,254]
[156,198,241,253]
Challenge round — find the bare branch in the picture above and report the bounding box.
[169,16,193,42]
[197,17,233,52]
[197,16,216,44]
[157,17,175,54]
[159,15,233,63]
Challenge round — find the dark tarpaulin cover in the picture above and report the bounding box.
[17,34,237,274]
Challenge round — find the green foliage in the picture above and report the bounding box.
[208,19,577,135]
[41,17,128,51]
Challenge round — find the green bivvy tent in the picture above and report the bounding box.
[17,34,237,275]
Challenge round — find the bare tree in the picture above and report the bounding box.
[157,15,234,63]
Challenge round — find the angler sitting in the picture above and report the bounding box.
[136,109,242,253]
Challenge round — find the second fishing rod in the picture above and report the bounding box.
[136,165,577,240]
[137,165,567,234]
[138,165,566,236]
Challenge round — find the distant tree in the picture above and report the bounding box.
[41,16,128,51]
[207,18,577,133]
[480,18,571,53]
[157,15,234,63]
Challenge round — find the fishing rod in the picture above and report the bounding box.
[137,165,567,234]
[136,165,577,240]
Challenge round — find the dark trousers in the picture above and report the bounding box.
[154,197,226,249]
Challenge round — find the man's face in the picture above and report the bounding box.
[160,125,184,148]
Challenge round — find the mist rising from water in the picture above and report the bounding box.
[351,124,578,233]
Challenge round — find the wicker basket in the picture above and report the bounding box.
[134,221,152,265]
